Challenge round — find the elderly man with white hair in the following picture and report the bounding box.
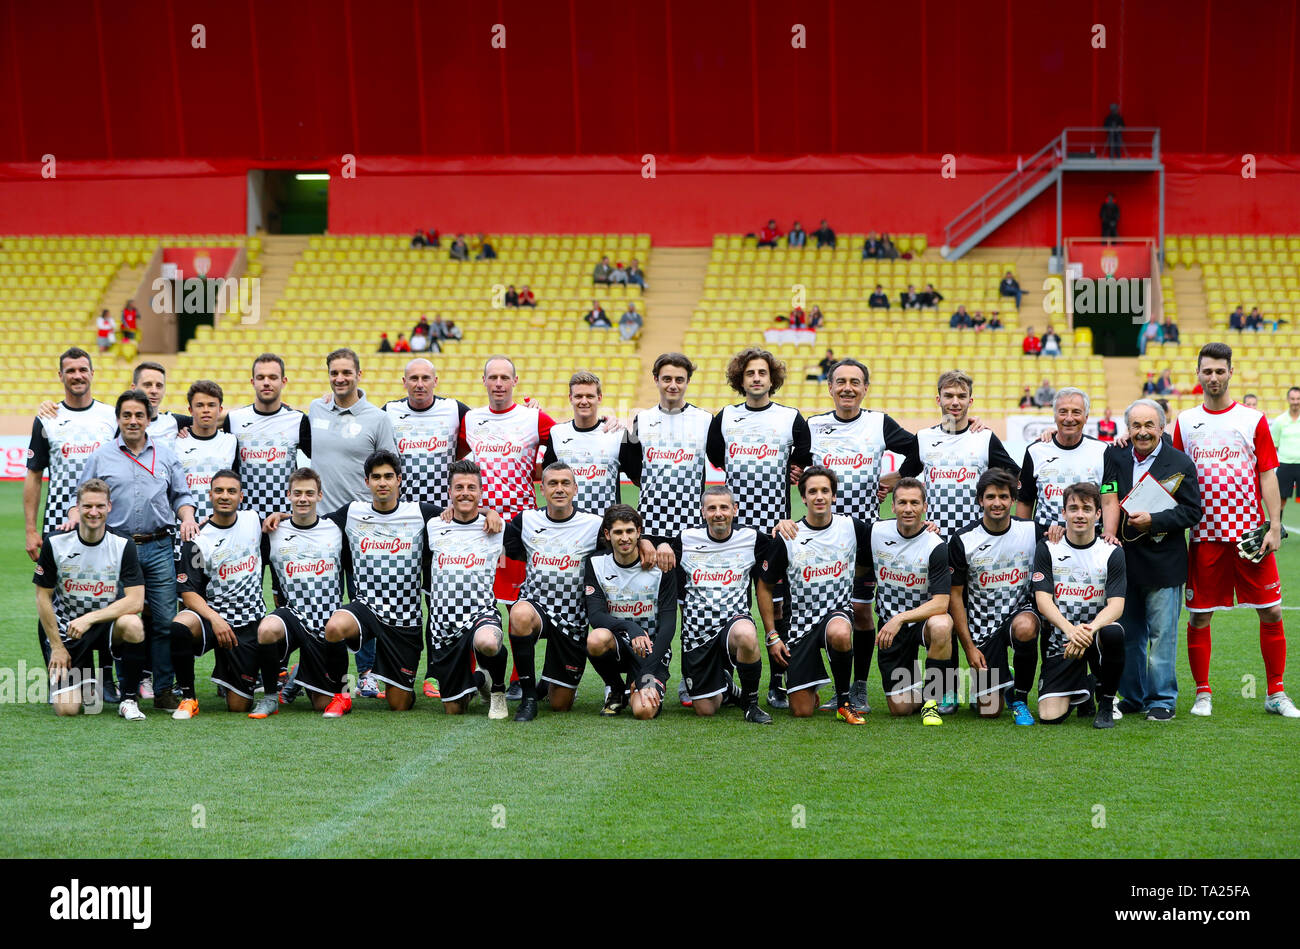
[1099,399,1201,720]
[1017,387,1109,530]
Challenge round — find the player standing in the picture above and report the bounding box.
[1016,387,1107,529]
[1269,385,1300,538]
[948,469,1043,724]
[175,381,239,525]
[131,362,192,449]
[225,354,313,522]
[542,371,635,515]
[384,357,470,505]
[758,466,870,723]
[1174,343,1297,718]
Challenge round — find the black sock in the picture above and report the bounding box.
[119,639,146,700]
[772,603,790,689]
[737,660,762,706]
[829,645,854,706]
[853,626,875,682]
[1096,624,1126,696]
[476,646,508,692]
[1012,634,1038,704]
[257,640,282,695]
[169,622,196,698]
[98,641,115,684]
[589,649,625,696]
[923,661,945,704]
[927,652,958,701]
[509,631,539,700]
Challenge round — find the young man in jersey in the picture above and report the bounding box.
[175,381,239,526]
[35,479,148,720]
[1175,342,1296,718]
[949,468,1043,724]
[542,371,637,515]
[916,370,1019,713]
[34,361,189,459]
[226,353,313,522]
[1031,482,1127,728]
[1268,385,1300,538]
[172,471,268,718]
[585,505,679,719]
[1017,387,1108,529]
[758,466,870,723]
[257,467,351,719]
[424,460,510,720]
[669,485,773,724]
[627,352,713,707]
[504,462,605,722]
[803,357,923,714]
[867,478,953,725]
[706,348,812,710]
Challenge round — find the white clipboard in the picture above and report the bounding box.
[1120,471,1177,517]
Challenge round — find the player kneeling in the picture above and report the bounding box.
[425,461,509,719]
[1031,483,1126,728]
[257,468,351,718]
[35,479,148,719]
[172,471,268,718]
[585,505,678,720]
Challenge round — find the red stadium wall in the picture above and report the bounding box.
[0,175,245,234]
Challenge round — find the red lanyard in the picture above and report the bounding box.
[121,444,156,477]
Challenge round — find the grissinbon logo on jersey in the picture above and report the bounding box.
[437,552,489,569]
[801,562,846,581]
[1043,483,1067,499]
[217,555,257,581]
[879,567,924,587]
[611,600,654,617]
[62,579,116,596]
[532,552,580,570]
[645,447,695,463]
[60,440,101,457]
[821,452,874,468]
[398,435,449,453]
[692,567,742,584]
[728,443,778,460]
[1055,583,1103,600]
[358,536,412,554]
[285,559,335,577]
[570,463,608,480]
[928,466,978,483]
[1192,446,1241,463]
[240,445,287,463]
[978,568,1026,586]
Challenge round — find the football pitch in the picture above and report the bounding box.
[2,481,1297,859]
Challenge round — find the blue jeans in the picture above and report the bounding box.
[137,536,178,692]
[1118,583,1181,710]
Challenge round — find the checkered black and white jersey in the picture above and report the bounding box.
[424,514,503,648]
[27,400,118,535]
[1018,436,1107,528]
[34,529,142,641]
[808,410,918,523]
[867,519,951,625]
[544,421,624,515]
[584,553,673,639]
[1031,537,1125,658]
[385,396,468,506]
[950,517,1041,647]
[178,510,267,627]
[504,508,603,640]
[675,527,766,652]
[712,402,807,534]
[329,501,440,629]
[227,404,309,519]
[1174,403,1278,543]
[917,425,998,538]
[174,431,238,522]
[267,516,345,639]
[630,405,712,538]
[760,515,870,644]
[147,412,182,452]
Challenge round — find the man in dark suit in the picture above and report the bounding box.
[1100,398,1201,720]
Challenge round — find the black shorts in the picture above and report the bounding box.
[606,626,672,697]
[178,611,261,699]
[1279,463,1300,500]
[681,614,750,701]
[785,609,852,694]
[851,576,876,605]
[45,621,117,699]
[515,600,588,690]
[970,610,1039,700]
[876,620,927,698]
[427,612,502,703]
[337,601,422,693]
[264,608,347,697]
[1038,623,1119,705]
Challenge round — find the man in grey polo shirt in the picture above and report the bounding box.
[75,389,198,710]
[308,348,398,694]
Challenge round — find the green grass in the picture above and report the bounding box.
[2,481,1297,858]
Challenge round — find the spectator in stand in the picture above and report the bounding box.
[1245,307,1265,331]
[900,284,921,309]
[988,311,1004,330]
[1142,372,1159,396]
[1100,193,1120,240]
[1034,378,1056,407]
[1161,317,1180,344]
[378,333,393,353]
[999,271,1023,308]
[593,256,614,285]
[1022,327,1042,356]
[862,232,884,260]
[1243,393,1260,409]
[626,258,647,290]
[120,300,138,343]
[970,310,988,331]
[1040,324,1062,358]
[412,315,432,340]
[504,285,520,308]
[432,315,462,341]
[1137,318,1163,355]
[584,301,611,329]
[756,219,781,248]
[880,234,899,259]
[1019,386,1037,408]
[816,349,836,381]
[392,333,412,353]
[788,221,807,249]
[619,303,644,341]
[96,309,115,354]
[449,234,469,261]
[608,263,629,285]
[1154,369,1178,396]
[1228,306,1245,331]
[785,306,807,328]
[1097,407,1118,442]
[918,283,944,309]
[411,229,429,248]
[426,228,441,247]
[868,284,890,309]
[518,285,537,308]
[410,327,434,353]
[475,234,497,260]
[949,305,973,330]
[811,219,836,249]
[807,305,825,330]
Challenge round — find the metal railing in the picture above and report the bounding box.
[1061,126,1161,162]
